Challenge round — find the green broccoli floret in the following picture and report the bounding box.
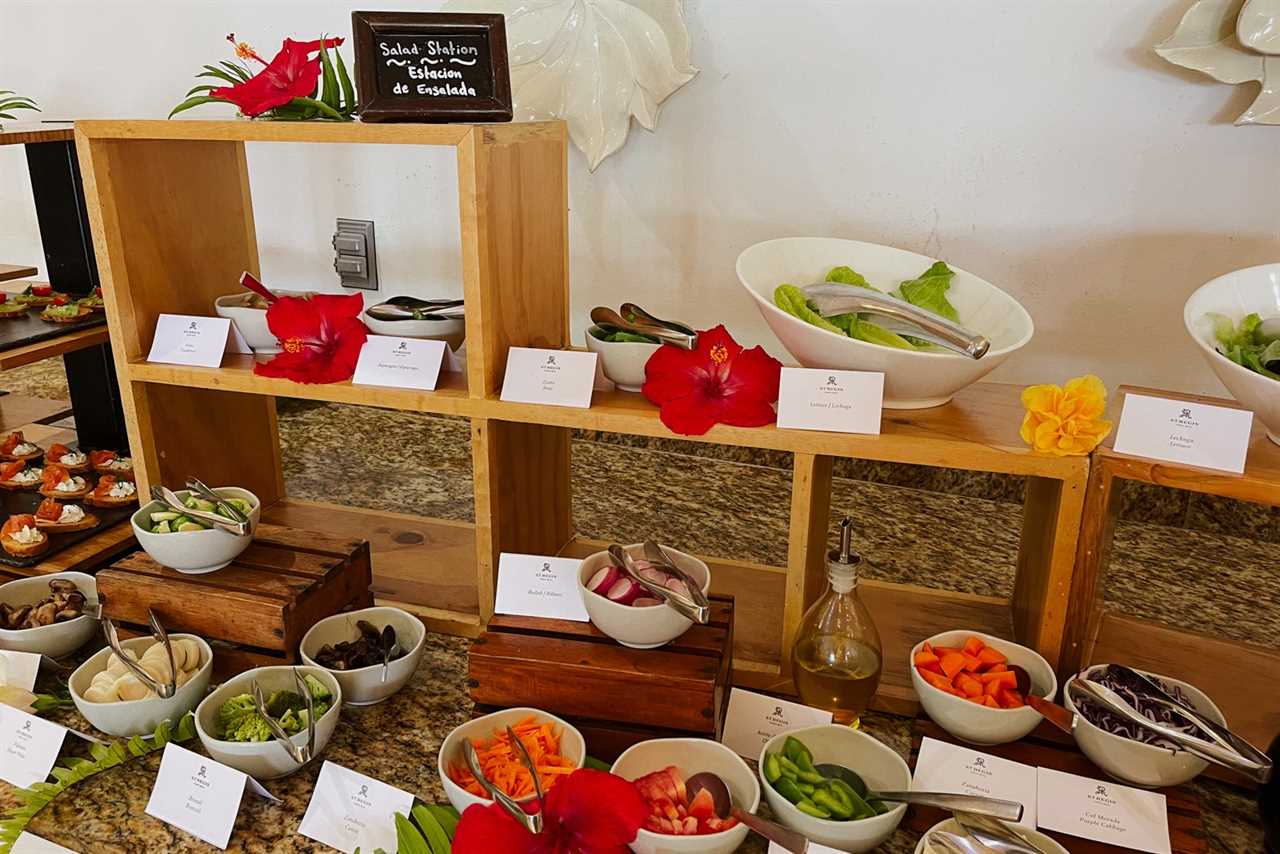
[278,708,302,735]
[303,674,332,703]
[231,713,272,743]
[265,690,306,718]
[218,695,258,737]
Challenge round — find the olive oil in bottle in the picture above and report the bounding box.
[790,517,883,726]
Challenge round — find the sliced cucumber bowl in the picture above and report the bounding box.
[130,487,261,575]
[146,495,254,534]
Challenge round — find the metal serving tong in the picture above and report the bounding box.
[187,477,250,526]
[366,296,465,321]
[607,543,710,625]
[150,485,251,537]
[799,283,990,359]
[953,810,1050,853]
[590,305,697,350]
[251,668,317,768]
[1069,667,1273,783]
[462,725,544,834]
[101,608,178,699]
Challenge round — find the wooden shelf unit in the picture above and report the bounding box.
[76,118,1089,713]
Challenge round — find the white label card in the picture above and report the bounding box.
[1036,767,1171,854]
[147,315,250,368]
[1113,393,1253,474]
[0,705,66,788]
[776,368,884,434]
[912,737,1038,828]
[11,833,76,854]
[352,335,448,391]
[769,842,844,854]
[494,553,589,622]
[720,688,833,760]
[0,650,42,691]
[297,761,415,854]
[145,743,252,850]
[499,347,597,408]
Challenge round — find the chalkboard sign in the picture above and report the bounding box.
[353,11,513,123]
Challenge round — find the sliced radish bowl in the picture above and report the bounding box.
[577,544,712,649]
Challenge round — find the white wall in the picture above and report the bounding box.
[2,0,1278,394]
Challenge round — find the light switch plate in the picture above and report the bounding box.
[334,218,378,290]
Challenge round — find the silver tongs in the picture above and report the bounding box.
[186,477,251,526]
[1069,667,1273,783]
[462,725,544,834]
[607,542,710,625]
[366,296,465,321]
[953,811,1050,853]
[150,484,250,537]
[101,608,178,699]
[251,668,317,768]
[800,283,990,359]
[590,304,697,350]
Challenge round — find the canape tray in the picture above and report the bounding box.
[907,717,1208,853]
[0,487,133,568]
[0,308,104,354]
[96,523,373,679]
[469,594,734,761]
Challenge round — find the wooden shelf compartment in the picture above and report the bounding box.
[0,324,109,371]
[0,122,73,147]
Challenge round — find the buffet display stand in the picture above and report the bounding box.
[75,118,1089,715]
[1062,385,1280,756]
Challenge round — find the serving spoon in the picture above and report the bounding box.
[812,762,1023,821]
[684,771,813,853]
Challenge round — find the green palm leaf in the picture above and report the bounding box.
[220,60,252,82]
[289,96,347,121]
[318,37,340,110]
[335,49,356,114]
[169,95,226,119]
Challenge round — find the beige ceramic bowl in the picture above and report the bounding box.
[0,571,99,658]
[70,634,213,737]
[577,544,711,649]
[299,606,425,706]
[584,326,662,392]
[130,487,260,575]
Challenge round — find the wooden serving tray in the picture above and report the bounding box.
[908,717,1208,853]
[470,595,735,761]
[96,523,373,677]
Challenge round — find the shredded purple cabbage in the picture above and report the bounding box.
[1076,666,1209,749]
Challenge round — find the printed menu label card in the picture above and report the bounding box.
[145,743,251,850]
[494,553,589,622]
[0,650,42,691]
[912,736,1037,828]
[1113,393,1253,474]
[499,347,597,409]
[1036,767,1171,854]
[0,704,65,788]
[720,688,833,760]
[776,368,884,434]
[147,315,250,368]
[297,761,415,854]
[11,833,76,854]
[352,335,448,391]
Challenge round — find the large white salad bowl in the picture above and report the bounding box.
[737,237,1034,408]
[1183,263,1280,445]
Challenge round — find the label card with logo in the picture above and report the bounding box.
[0,704,66,788]
[499,347,598,409]
[352,335,448,391]
[1036,767,1171,854]
[147,315,251,368]
[0,650,42,692]
[912,737,1037,828]
[11,833,76,854]
[297,761,415,854]
[1113,393,1253,474]
[494,553,589,622]
[776,368,884,434]
[720,688,833,760]
[145,743,255,850]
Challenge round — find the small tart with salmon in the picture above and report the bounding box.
[0,432,43,462]
[0,461,43,490]
[89,450,134,479]
[1,515,48,558]
[39,465,90,500]
[34,498,99,533]
[86,475,137,508]
[44,443,89,474]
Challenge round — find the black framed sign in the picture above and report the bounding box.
[352,11,513,123]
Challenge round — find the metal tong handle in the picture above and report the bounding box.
[608,545,709,624]
[151,485,250,537]
[463,738,542,834]
[800,283,990,359]
[618,303,697,338]
[590,306,697,350]
[186,477,249,525]
[101,608,178,699]
[729,807,810,853]
[506,725,545,831]
[1070,678,1273,783]
[251,668,317,768]
[873,791,1023,822]
[642,540,712,613]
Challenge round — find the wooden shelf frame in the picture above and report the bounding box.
[76,119,1089,714]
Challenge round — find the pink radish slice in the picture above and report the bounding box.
[665,577,689,597]
[632,597,664,607]
[606,577,642,605]
[638,567,672,586]
[587,566,619,594]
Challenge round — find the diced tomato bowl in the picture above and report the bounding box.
[909,630,1057,746]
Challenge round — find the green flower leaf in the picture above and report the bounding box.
[319,37,340,110]
[169,95,226,119]
[186,84,217,97]
[336,49,356,114]
[220,60,252,82]
[288,96,348,121]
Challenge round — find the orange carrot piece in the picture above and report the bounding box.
[939,652,966,679]
[961,654,982,673]
[983,695,1001,708]
[962,636,985,657]
[976,646,1007,668]
[999,689,1025,708]
[955,673,983,698]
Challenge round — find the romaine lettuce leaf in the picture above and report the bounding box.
[774,284,847,335]
[826,266,873,288]
[1208,312,1280,382]
[893,261,959,323]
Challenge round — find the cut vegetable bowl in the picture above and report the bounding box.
[70,634,213,737]
[577,544,711,649]
[0,571,99,658]
[130,487,260,574]
[737,237,1034,408]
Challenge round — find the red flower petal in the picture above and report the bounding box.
[209,36,342,116]
[720,345,782,404]
[656,390,723,436]
[641,346,704,406]
[264,295,320,342]
[452,803,535,854]
[254,293,368,383]
[536,769,648,853]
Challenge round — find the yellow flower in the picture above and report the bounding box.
[1019,374,1113,456]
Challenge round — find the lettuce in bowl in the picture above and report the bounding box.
[1207,312,1279,381]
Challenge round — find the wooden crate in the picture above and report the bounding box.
[95,524,373,677]
[470,595,734,761]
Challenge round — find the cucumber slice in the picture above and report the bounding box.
[188,497,215,513]
[150,511,181,523]
[152,520,171,533]
[176,522,204,532]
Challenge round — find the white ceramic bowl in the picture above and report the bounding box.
[214,293,301,354]
[611,738,759,854]
[299,607,425,706]
[910,630,1056,746]
[759,725,910,853]
[194,665,342,780]
[913,818,1068,854]
[736,237,1034,408]
[1064,664,1225,788]
[69,634,213,737]
[584,326,662,393]
[438,707,586,816]
[577,544,711,649]
[362,312,465,350]
[0,572,99,658]
[1183,263,1280,444]
[130,487,260,574]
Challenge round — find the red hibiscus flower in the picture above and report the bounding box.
[452,769,648,854]
[253,292,367,384]
[642,324,783,436]
[211,35,343,116]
